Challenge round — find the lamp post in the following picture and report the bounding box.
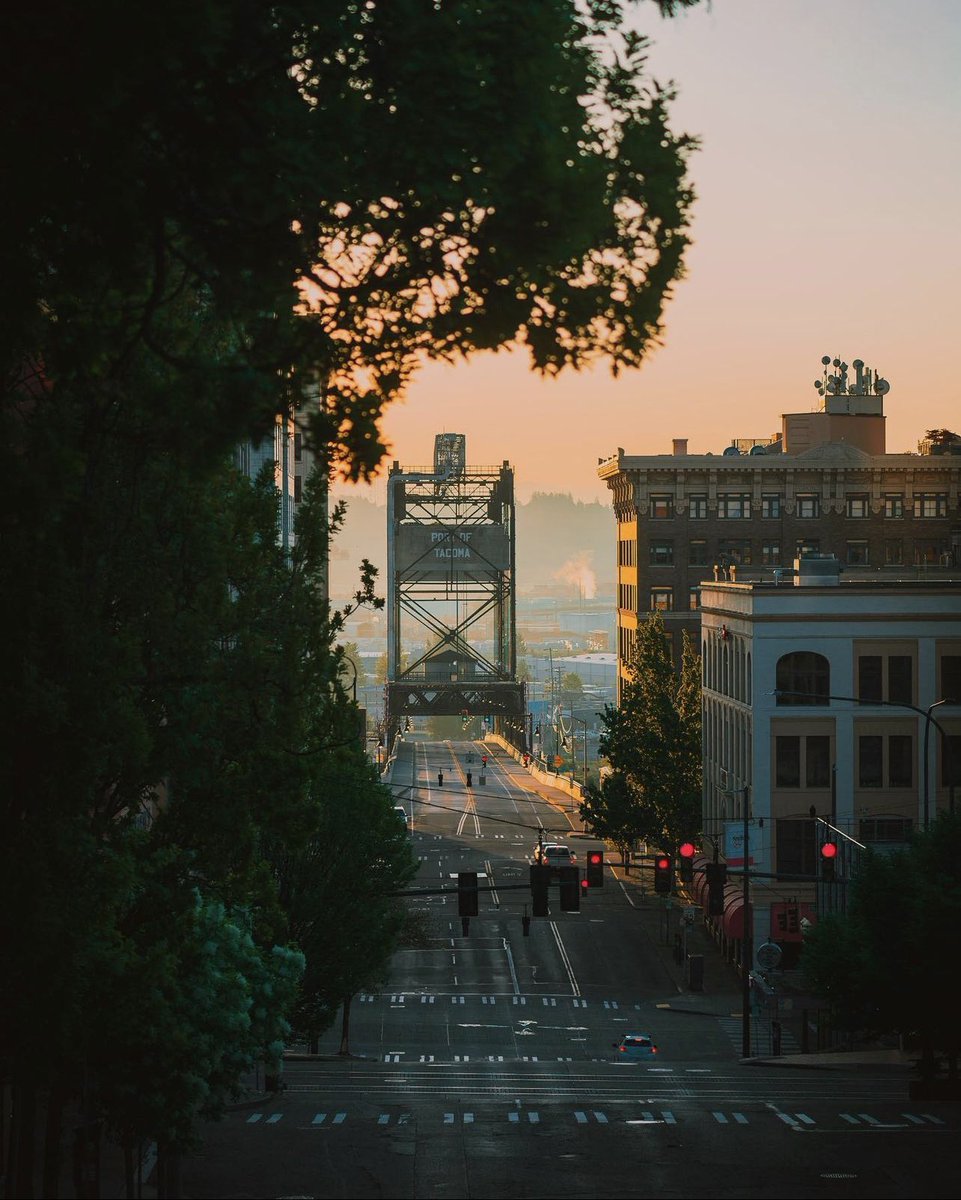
[740,785,752,1061]
[773,689,953,829]
[570,714,589,787]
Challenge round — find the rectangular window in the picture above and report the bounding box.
[688,539,709,566]
[858,735,884,787]
[761,494,781,519]
[795,538,820,558]
[776,819,818,877]
[796,494,820,518]
[943,735,961,787]
[846,540,869,565]
[650,494,674,519]
[761,541,781,565]
[915,539,949,565]
[688,495,708,519]
[858,656,883,703]
[293,474,303,503]
[859,652,915,704]
[888,735,913,788]
[884,494,903,519]
[846,494,869,518]
[860,817,913,844]
[689,587,700,611]
[775,737,801,788]
[650,587,673,612]
[718,538,752,565]
[914,493,947,518]
[888,656,913,704]
[718,493,751,519]
[884,539,903,565]
[617,539,636,566]
[618,583,637,611]
[649,542,674,566]
[805,736,831,788]
[294,430,303,463]
[941,654,961,702]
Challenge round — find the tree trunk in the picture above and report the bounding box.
[9,1077,36,1199]
[308,1032,319,1055]
[42,1083,67,1199]
[123,1144,134,1200]
[338,994,352,1056]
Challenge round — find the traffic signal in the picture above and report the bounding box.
[678,841,696,883]
[458,871,479,917]
[558,865,580,912]
[586,849,604,888]
[653,854,673,895]
[530,864,550,917]
[705,861,727,915]
[820,841,838,882]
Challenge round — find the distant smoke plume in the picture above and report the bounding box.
[553,552,597,600]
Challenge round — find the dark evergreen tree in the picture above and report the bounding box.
[583,613,701,851]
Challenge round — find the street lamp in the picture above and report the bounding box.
[570,714,589,787]
[772,689,954,830]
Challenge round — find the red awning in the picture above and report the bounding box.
[721,885,746,940]
[690,855,712,910]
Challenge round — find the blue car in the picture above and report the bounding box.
[612,1033,658,1060]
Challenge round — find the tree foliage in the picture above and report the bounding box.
[1,0,699,480]
[0,0,703,1186]
[582,613,701,849]
[801,812,961,1073]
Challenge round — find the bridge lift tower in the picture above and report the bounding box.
[385,434,524,746]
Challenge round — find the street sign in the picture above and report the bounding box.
[682,906,698,926]
[756,941,782,971]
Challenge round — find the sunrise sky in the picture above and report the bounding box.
[337,0,961,507]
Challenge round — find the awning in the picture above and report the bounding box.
[721,884,746,940]
[690,855,712,910]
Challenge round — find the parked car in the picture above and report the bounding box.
[392,805,409,829]
[533,842,576,872]
[612,1033,658,1060]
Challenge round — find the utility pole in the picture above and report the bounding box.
[741,784,752,1060]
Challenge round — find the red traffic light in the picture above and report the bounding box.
[580,877,590,891]
[678,842,696,860]
[820,842,838,859]
[655,855,671,871]
[588,851,603,866]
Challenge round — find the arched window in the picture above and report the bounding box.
[776,652,830,704]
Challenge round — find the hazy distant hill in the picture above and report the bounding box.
[328,491,614,599]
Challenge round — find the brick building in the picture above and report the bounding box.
[597,361,961,695]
